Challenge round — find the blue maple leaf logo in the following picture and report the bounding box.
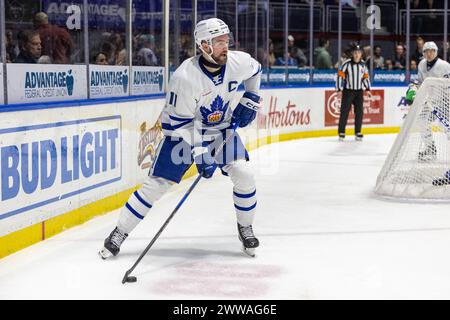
[200,95,229,126]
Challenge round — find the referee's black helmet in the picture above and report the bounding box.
[351,43,362,52]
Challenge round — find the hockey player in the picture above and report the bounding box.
[405,41,450,162]
[99,18,262,258]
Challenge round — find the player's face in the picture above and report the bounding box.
[211,34,230,65]
[424,49,437,62]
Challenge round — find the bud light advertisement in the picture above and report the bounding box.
[0,116,122,222]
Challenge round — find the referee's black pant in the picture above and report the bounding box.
[338,89,364,135]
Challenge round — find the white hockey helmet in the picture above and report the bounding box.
[194,18,230,47]
[423,41,438,52]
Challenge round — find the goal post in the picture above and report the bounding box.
[375,77,450,200]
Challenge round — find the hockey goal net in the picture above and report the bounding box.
[375,77,450,200]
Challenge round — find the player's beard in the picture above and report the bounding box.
[213,52,228,65]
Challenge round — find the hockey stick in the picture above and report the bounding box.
[122,121,241,284]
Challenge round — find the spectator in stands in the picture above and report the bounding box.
[134,33,146,52]
[288,34,308,68]
[101,42,114,65]
[115,49,127,66]
[136,34,159,66]
[6,30,17,62]
[268,39,276,67]
[14,30,41,63]
[93,52,108,65]
[16,30,28,56]
[275,53,297,67]
[314,38,333,69]
[137,47,159,66]
[393,44,406,70]
[410,59,418,71]
[362,45,371,62]
[275,47,298,66]
[411,36,425,63]
[385,58,394,70]
[34,12,75,64]
[372,45,385,69]
[110,33,125,56]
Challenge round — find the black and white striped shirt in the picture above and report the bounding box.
[336,59,371,91]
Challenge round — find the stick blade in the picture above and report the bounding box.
[122,271,137,284]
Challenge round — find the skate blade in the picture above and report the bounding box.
[98,247,113,260]
[418,156,436,162]
[242,246,256,257]
[355,137,363,142]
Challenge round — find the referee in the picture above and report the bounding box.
[336,44,372,141]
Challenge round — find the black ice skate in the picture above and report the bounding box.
[338,133,345,141]
[99,227,128,259]
[237,223,259,257]
[418,142,437,162]
[355,132,364,141]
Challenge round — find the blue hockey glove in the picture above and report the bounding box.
[192,146,217,179]
[232,92,261,128]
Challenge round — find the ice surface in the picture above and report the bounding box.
[2,134,450,299]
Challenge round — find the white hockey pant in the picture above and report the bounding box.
[117,159,257,234]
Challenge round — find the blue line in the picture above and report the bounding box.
[0,115,120,135]
[234,202,257,212]
[0,177,121,220]
[133,191,152,209]
[125,202,144,220]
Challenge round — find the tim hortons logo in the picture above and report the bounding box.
[137,120,164,169]
[324,90,384,126]
[326,91,342,118]
[266,96,311,128]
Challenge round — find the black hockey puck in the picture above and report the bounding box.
[126,276,137,283]
[122,272,137,284]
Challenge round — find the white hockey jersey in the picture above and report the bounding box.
[417,58,450,85]
[161,51,261,145]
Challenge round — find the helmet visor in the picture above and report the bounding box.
[211,32,235,49]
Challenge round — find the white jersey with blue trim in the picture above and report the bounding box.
[417,58,450,85]
[161,50,261,145]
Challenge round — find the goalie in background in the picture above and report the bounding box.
[405,41,450,162]
[335,43,371,141]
